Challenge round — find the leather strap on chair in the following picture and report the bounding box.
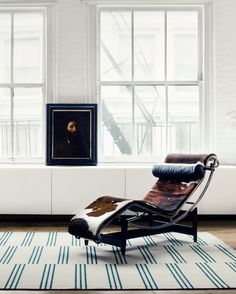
[165,153,217,166]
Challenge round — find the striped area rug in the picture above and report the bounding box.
[0,231,235,290]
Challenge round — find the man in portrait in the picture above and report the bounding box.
[53,110,91,159]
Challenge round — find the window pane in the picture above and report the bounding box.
[13,88,43,158]
[101,86,132,156]
[0,14,11,83]
[0,88,11,158]
[167,11,198,81]
[135,86,166,155]
[99,8,202,162]
[100,12,131,81]
[134,11,165,81]
[168,86,199,153]
[14,13,43,83]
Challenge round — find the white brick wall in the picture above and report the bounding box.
[56,0,88,102]
[214,0,236,164]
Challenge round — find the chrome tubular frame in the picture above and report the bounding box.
[128,154,219,230]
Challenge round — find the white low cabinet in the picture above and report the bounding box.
[52,167,125,214]
[0,168,51,214]
[199,166,236,214]
[0,165,235,215]
[125,167,156,200]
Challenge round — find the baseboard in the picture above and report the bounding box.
[0,214,235,223]
[0,214,73,223]
[197,214,236,220]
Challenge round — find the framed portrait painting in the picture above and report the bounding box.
[46,104,97,165]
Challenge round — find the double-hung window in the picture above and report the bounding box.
[0,9,45,162]
[98,7,203,161]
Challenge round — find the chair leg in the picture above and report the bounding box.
[148,213,154,226]
[121,242,126,256]
[120,217,128,256]
[192,207,198,242]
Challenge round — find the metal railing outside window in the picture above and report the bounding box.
[98,7,203,162]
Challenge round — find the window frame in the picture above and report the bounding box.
[0,3,56,163]
[97,5,206,163]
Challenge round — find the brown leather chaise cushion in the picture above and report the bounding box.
[142,154,215,214]
[143,181,198,214]
[165,153,216,165]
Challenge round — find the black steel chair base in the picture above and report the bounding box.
[84,207,198,256]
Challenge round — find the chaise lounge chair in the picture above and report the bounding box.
[68,153,219,255]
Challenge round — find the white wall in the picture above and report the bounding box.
[213,0,236,164]
[56,0,88,102]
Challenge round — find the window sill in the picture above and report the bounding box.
[0,162,153,169]
[0,162,235,169]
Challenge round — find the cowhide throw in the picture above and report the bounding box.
[68,196,133,241]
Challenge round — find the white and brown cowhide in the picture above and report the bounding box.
[68,196,133,241]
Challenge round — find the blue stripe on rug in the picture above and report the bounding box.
[190,245,216,262]
[166,263,193,289]
[85,246,97,264]
[225,262,236,272]
[136,263,158,289]
[57,246,70,264]
[71,236,80,246]
[75,264,87,289]
[138,246,157,264]
[21,232,35,246]
[215,245,236,262]
[196,262,229,288]
[4,264,26,289]
[143,235,157,247]
[28,246,44,264]
[164,233,182,246]
[112,246,127,264]
[164,245,186,263]
[46,233,57,247]
[39,264,56,289]
[105,264,122,289]
[0,246,17,264]
[195,236,208,245]
[0,232,12,246]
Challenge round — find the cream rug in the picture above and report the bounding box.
[0,231,235,290]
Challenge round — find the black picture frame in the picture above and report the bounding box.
[46,103,97,165]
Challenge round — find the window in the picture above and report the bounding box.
[0,9,45,162]
[98,7,203,161]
